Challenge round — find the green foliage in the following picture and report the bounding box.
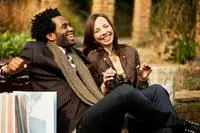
[151,0,197,33]
[151,0,198,63]
[60,0,92,36]
[0,32,31,58]
[175,61,200,91]
[173,36,197,64]
[186,76,200,90]
[114,0,133,37]
[66,0,92,20]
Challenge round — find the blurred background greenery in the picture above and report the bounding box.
[0,31,32,58]
[0,0,199,64]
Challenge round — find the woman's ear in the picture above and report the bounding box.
[46,33,56,41]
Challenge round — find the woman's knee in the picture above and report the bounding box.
[149,84,169,96]
[115,84,140,99]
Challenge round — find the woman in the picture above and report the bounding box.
[83,13,200,133]
[83,13,152,95]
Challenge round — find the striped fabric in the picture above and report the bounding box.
[0,92,57,133]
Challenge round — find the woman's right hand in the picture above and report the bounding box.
[101,67,116,95]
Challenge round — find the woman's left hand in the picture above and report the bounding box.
[136,63,152,81]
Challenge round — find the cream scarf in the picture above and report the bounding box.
[47,43,104,105]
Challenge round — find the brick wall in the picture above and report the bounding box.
[175,90,200,123]
[132,0,152,44]
[176,102,200,123]
[91,0,115,22]
[195,0,200,56]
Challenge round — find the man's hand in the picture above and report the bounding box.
[2,57,27,75]
[137,63,152,81]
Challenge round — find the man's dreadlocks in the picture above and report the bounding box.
[31,8,61,42]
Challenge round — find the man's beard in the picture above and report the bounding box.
[56,34,75,48]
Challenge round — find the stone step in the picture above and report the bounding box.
[175,90,200,123]
[175,90,200,102]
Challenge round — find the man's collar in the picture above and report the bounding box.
[59,46,66,54]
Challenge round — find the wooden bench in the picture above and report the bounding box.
[0,75,33,92]
[2,67,191,133]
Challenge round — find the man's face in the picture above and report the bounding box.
[51,16,75,48]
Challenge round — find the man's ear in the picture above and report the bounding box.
[46,33,56,41]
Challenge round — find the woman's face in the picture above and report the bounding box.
[93,17,114,46]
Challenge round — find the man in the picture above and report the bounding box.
[1,8,200,133]
[1,8,91,133]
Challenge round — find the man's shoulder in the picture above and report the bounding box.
[21,41,50,59]
[24,41,45,47]
[23,41,48,52]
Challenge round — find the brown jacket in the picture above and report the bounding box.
[20,41,88,133]
[87,44,148,89]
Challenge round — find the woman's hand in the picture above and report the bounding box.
[136,63,152,81]
[101,67,116,95]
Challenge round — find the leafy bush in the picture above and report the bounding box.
[0,32,32,58]
[175,61,200,91]
[114,0,133,37]
[186,76,200,90]
[151,0,197,34]
[173,36,197,64]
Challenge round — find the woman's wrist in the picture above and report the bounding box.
[100,83,107,95]
[136,76,149,89]
[137,75,147,82]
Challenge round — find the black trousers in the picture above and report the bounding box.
[77,84,180,133]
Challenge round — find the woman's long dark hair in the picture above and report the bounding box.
[83,13,119,56]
